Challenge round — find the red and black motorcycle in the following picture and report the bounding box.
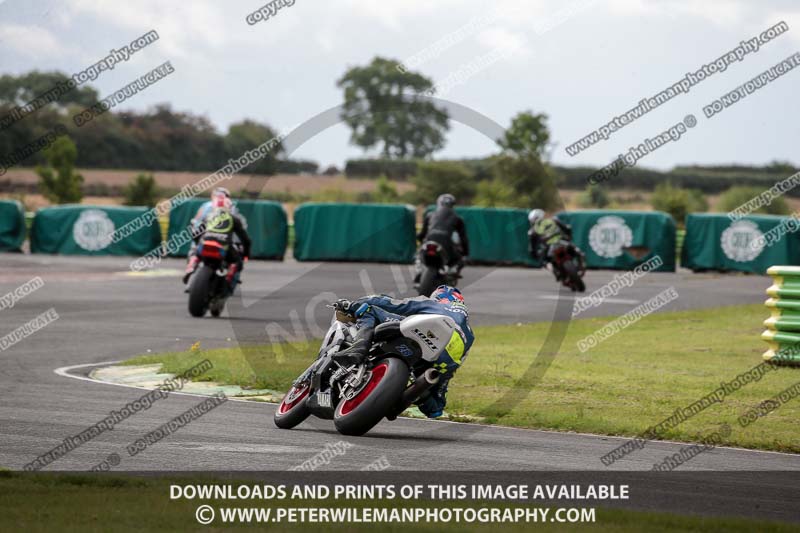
[416,240,460,297]
[547,239,587,292]
[186,240,241,318]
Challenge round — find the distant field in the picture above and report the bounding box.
[0,168,414,211]
[5,168,799,215]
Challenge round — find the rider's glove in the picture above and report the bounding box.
[333,298,369,319]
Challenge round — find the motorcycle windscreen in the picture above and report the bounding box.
[399,314,457,362]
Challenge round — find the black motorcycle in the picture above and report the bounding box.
[186,240,238,317]
[547,239,587,292]
[416,241,460,297]
[274,301,457,436]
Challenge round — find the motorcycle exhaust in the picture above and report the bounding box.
[386,368,440,421]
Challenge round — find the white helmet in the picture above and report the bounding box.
[528,209,545,225]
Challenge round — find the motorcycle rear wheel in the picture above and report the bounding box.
[418,267,442,297]
[333,358,410,436]
[209,298,225,317]
[188,264,214,317]
[562,260,586,292]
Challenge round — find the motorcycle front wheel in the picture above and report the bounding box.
[274,381,312,429]
[333,358,410,436]
[188,264,214,317]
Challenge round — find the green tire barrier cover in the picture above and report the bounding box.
[763,265,800,365]
[30,205,161,256]
[555,210,676,271]
[423,206,541,266]
[294,203,416,263]
[682,213,800,274]
[167,199,288,259]
[0,200,26,252]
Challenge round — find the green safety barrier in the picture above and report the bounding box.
[294,203,416,263]
[30,205,161,256]
[762,265,800,365]
[0,200,26,252]
[167,199,288,259]
[555,210,676,271]
[682,213,800,274]
[423,206,541,266]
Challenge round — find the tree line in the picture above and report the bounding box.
[0,71,316,174]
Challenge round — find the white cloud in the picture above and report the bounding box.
[0,23,68,58]
[342,0,464,30]
[607,0,746,25]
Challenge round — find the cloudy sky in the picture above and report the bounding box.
[0,0,798,170]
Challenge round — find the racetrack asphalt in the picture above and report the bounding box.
[0,253,798,521]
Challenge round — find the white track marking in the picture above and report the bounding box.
[54,360,258,404]
[539,295,640,305]
[53,360,800,460]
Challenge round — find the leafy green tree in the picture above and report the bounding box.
[337,57,449,158]
[765,160,797,174]
[224,120,284,175]
[577,183,609,208]
[473,179,516,207]
[36,136,83,204]
[651,183,708,224]
[123,173,159,207]
[373,175,399,203]
[497,111,552,160]
[413,161,476,204]
[717,185,790,216]
[688,188,709,213]
[491,155,560,210]
[123,104,227,172]
[0,71,98,109]
[490,111,561,211]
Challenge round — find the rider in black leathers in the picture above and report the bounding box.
[415,193,470,282]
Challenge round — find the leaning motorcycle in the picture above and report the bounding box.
[547,239,587,292]
[186,240,240,318]
[416,241,460,297]
[274,301,459,436]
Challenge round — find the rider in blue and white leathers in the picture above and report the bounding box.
[335,286,474,418]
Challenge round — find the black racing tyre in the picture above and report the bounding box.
[563,260,586,292]
[210,299,225,318]
[418,267,442,297]
[188,264,213,317]
[274,382,312,429]
[333,358,410,436]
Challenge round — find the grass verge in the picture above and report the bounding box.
[125,303,800,453]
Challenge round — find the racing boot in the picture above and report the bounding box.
[225,263,241,297]
[183,256,199,288]
[332,326,374,366]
